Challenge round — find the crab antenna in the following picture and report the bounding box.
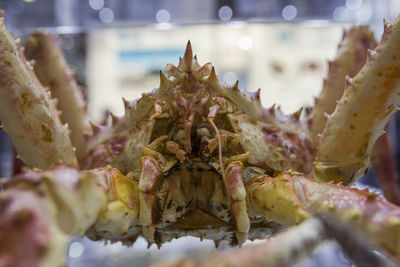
[207,99,225,173]
[183,41,193,71]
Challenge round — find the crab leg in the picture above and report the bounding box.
[151,218,328,267]
[0,165,140,267]
[224,160,250,245]
[154,213,397,267]
[166,140,188,163]
[309,24,400,200]
[138,136,170,244]
[247,171,400,264]
[318,213,396,267]
[310,26,377,143]
[138,156,163,244]
[24,31,91,160]
[372,132,400,205]
[313,16,400,184]
[207,98,250,244]
[0,166,105,267]
[208,97,225,172]
[0,16,77,169]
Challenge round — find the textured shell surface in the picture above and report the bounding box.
[81,42,315,245]
[83,42,314,175]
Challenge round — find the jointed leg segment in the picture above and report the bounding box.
[138,156,163,243]
[166,140,188,163]
[224,159,250,245]
[207,96,251,245]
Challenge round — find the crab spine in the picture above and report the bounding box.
[310,26,377,144]
[313,16,400,184]
[0,17,77,169]
[24,31,91,160]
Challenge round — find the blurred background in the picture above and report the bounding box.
[0,0,400,266]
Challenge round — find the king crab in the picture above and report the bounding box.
[1,12,400,267]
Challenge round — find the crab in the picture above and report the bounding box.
[1,11,400,267]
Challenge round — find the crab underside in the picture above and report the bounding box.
[1,12,400,267]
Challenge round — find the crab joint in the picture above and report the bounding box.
[166,141,187,163]
[138,156,162,193]
[224,161,246,200]
[143,135,169,168]
[149,97,168,121]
